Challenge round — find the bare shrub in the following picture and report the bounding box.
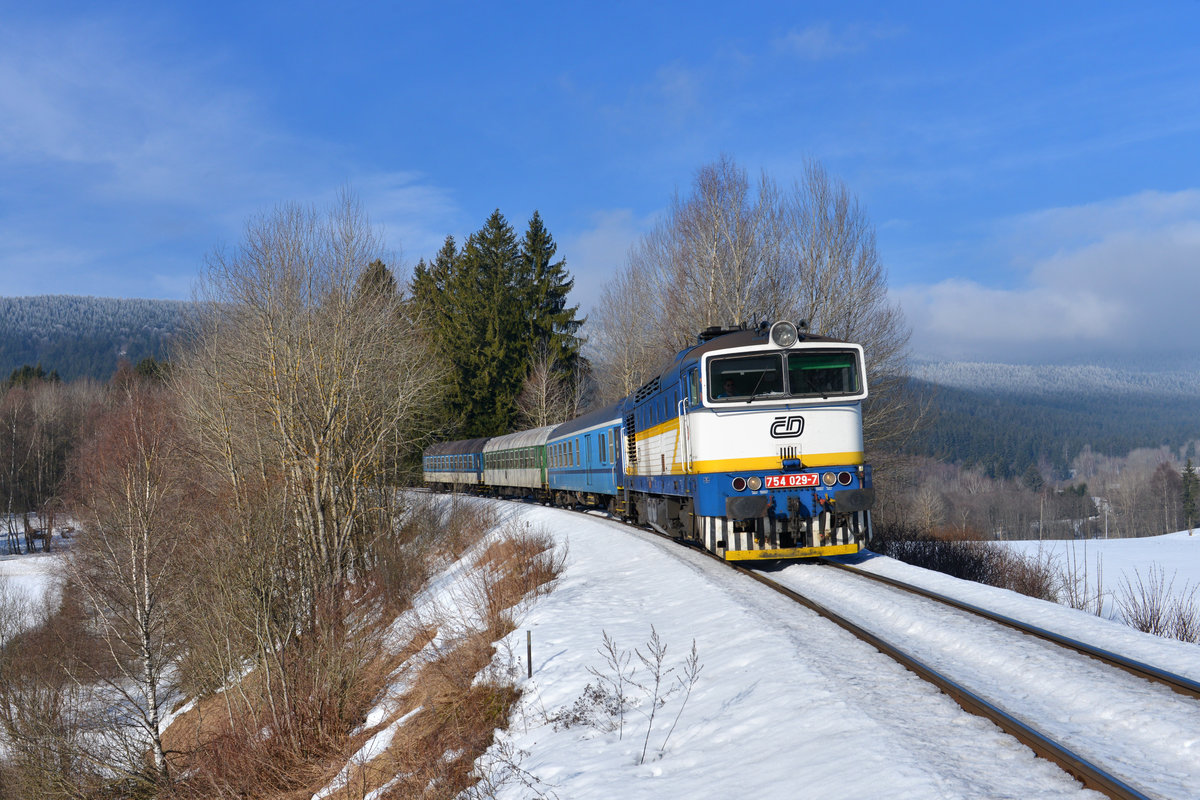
[165,583,395,798]
[1118,566,1200,643]
[871,522,994,584]
[550,628,704,765]
[872,522,1057,601]
[1056,545,1107,616]
[987,546,1059,602]
[0,587,112,800]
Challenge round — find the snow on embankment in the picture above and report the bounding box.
[473,502,1098,800]
[999,531,1200,633]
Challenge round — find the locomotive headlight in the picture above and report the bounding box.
[769,321,799,348]
[747,476,762,491]
[822,471,837,487]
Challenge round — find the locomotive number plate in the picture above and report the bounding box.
[764,474,819,489]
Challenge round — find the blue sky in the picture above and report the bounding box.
[2,1,1199,364]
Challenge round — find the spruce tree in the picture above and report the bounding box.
[357,258,399,300]
[459,210,526,436]
[519,211,583,371]
[413,212,584,439]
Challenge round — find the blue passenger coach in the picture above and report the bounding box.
[546,403,623,506]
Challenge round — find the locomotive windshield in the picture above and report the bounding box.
[787,351,860,397]
[708,349,861,403]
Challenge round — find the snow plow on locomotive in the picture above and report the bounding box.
[422,320,874,560]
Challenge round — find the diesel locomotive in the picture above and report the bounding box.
[423,321,874,560]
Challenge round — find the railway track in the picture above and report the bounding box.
[475,495,1198,798]
[728,556,1200,800]
[816,558,1200,700]
[612,516,1192,800]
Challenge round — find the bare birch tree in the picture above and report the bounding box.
[177,190,443,625]
[587,156,918,449]
[67,384,194,787]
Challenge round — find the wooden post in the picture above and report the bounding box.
[526,630,532,679]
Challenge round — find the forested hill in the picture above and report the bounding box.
[909,361,1200,479]
[0,295,194,381]
[914,360,1200,399]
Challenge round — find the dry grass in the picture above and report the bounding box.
[299,522,565,800]
[469,524,565,639]
[154,512,562,800]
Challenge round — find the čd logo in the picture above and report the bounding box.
[769,416,804,439]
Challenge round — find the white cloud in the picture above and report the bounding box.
[775,23,902,61]
[0,11,469,298]
[895,191,1200,363]
[355,171,463,270]
[562,209,649,319]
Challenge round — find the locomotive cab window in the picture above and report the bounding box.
[708,354,784,402]
[709,349,863,402]
[788,350,860,398]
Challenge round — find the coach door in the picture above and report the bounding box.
[584,435,593,486]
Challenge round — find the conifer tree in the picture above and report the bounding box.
[519,211,583,372]
[357,258,399,300]
[460,210,526,436]
[413,212,584,438]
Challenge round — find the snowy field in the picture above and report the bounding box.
[0,531,63,632]
[999,531,1200,620]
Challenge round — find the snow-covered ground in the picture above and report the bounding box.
[7,506,1198,798]
[466,503,1200,800]
[0,530,64,636]
[999,532,1200,620]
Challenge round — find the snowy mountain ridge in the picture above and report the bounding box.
[913,359,1200,399]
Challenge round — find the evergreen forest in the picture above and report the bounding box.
[907,379,1200,479]
[0,295,192,381]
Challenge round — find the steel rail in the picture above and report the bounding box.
[818,559,1200,701]
[492,497,1159,799]
[724,561,1155,800]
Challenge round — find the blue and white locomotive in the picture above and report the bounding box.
[423,321,874,560]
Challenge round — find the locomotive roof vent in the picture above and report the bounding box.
[697,323,748,343]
